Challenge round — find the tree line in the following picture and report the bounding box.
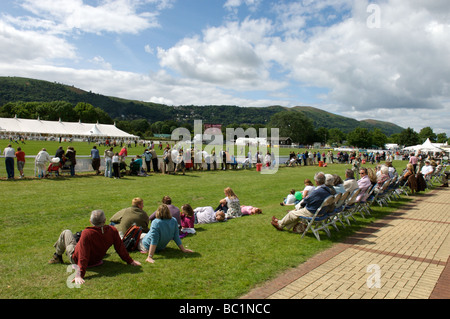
[0,101,446,148]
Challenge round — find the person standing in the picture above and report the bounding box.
[65,146,77,177]
[3,144,15,179]
[112,152,120,179]
[143,149,152,173]
[35,148,51,178]
[15,147,25,179]
[150,148,159,172]
[104,147,114,178]
[90,146,101,175]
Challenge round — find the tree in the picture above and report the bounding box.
[327,128,346,145]
[418,126,437,143]
[315,127,329,144]
[346,127,372,148]
[436,133,448,143]
[268,111,315,145]
[397,127,420,147]
[371,128,388,149]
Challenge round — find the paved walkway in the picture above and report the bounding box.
[242,187,450,299]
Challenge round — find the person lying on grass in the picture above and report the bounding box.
[140,204,193,263]
[49,209,141,285]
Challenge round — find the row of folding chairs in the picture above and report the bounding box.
[298,166,448,241]
[298,186,371,241]
[297,176,410,241]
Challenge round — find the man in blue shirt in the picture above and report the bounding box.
[90,146,101,175]
[272,172,332,231]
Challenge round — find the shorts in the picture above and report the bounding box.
[17,161,25,171]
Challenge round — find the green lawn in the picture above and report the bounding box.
[0,142,413,299]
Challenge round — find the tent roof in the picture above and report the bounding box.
[403,138,443,152]
[0,117,138,139]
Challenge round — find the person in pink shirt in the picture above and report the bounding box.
[240,206,262,216]
[409,153,418,173]
[180,204,195,238]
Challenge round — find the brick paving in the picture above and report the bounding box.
[242,187,450,299]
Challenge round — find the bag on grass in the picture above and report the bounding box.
[122,225,143,252]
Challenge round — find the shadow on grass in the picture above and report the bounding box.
[84,260,144,280]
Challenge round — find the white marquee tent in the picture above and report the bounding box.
[402,138,444,153]
[0,116,139,140]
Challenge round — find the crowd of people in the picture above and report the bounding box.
[271,155,447,233]
[48,188,262,285]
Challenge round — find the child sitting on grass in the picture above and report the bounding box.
[180,204,195,238]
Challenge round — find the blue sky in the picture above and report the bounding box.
[0,0,449,136]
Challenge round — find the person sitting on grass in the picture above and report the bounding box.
[140,204,193,263]
[180,204,195,238]
[280,189,296,206]
[110,197,150,238]
[215,187,242,219]
[48,209,141,286]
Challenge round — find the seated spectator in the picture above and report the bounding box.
[343,169,359,193]
[377,166,390,188]
[280,189,296,206]
[325,174,337,195]
[367,167,378,185]
[332,174,346,194]
[357,168,372,201]
[399,164,415,186]
[141,204,193,263]
[180,204,195,237]
[48,209,141,285]
[149,196,181,227]
[240,206,262,215]
[110,197,150,238]
[302,179,315,199]
[193,206,226,224]
[385,161,397,178]
[420,160,434,179]
[215,187,242,219]
[271,172,332,231]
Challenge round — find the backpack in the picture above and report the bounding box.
[122,225,143,252]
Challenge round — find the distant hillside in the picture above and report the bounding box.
[0,76,404,135]
[290,106,404,136]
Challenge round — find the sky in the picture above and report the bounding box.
[0,0,449,135]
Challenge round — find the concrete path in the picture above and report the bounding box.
[242,187,450,299]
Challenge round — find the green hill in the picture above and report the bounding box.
[0,76,404,135]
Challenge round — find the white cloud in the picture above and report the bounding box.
[1,0,449,135]
[19,0,168,34]
[157,17,286,91]
[0,20,77,63]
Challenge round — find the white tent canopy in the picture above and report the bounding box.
[0,116,138,140]
[403,138,444,153]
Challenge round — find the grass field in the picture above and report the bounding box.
[0,140,414,299]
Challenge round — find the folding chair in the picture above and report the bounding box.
[355,184,376,218]
[328,191,351,229]
[299,195,336,241]
[375,179,392,207]
[340,188,361,225]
